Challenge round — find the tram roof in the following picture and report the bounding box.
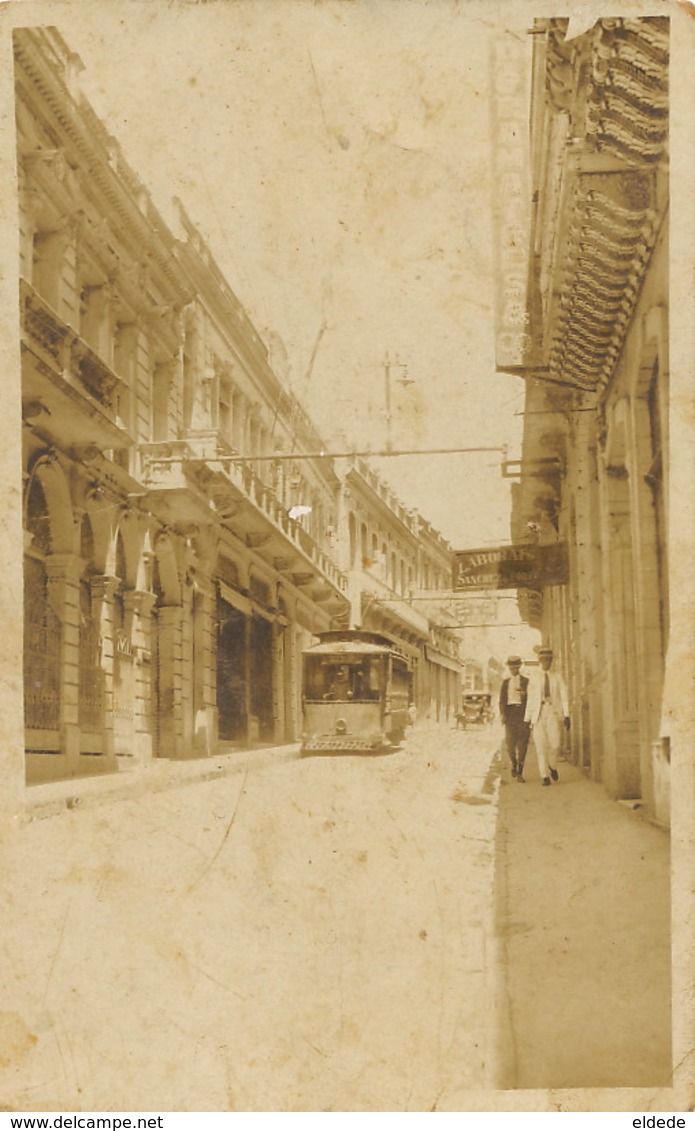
[302,630,402,656]
[303,640,392,656]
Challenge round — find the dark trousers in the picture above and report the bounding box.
[504,706,529,769]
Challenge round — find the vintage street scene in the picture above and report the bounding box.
[0,0,691,1115]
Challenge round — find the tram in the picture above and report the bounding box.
[300,630,412,755]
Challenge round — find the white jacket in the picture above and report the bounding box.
[524,668,569,724]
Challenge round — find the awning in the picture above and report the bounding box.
[217,580,252,617]
[424,646,461,673]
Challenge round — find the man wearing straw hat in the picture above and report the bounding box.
[525,645,570,787]
[499,655,530,783]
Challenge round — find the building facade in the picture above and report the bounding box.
[505,17,671,822]
[336,457,461,722]
[16,26,460,786]
[17,26,350,783]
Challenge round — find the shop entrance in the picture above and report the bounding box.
[217,599,247,742]
[250,614,274,742]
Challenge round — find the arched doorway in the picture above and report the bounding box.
[24,476,61,751]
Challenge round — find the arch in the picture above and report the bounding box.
[23,476,61,734]
[106,511,140,588]
[24,452,74,554]
[25,476,52,556]
[81,495,112,575]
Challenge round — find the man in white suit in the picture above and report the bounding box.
[525,646,570,786]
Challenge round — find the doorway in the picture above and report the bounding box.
[217,599,247,742]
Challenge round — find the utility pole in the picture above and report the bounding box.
[383,352,411,452]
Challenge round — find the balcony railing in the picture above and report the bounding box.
[229,460,347,593]
[21,279,124,413]
[139,442,347,595]
[353,568,429,635]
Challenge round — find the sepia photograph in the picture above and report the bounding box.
[0,0,693,1115]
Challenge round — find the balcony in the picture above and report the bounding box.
[21,278,130,450]
[139,442,348,603]
[351,567,429,637]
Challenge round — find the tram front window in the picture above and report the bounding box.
[305,656,382,702]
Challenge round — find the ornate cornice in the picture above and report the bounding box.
[547,171,660,391]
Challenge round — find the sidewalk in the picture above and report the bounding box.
[492,750,671,1091]
[23,741,301,821]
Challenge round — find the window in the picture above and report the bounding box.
[219,376,231,442]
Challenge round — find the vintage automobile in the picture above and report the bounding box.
[456,690,494,729]
[301,630,412,754]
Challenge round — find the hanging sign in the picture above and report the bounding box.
[452,543,568,590]
[489,32,533,370]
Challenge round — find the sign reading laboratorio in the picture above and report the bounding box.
[489,29,533,369]
[452,543,568,590]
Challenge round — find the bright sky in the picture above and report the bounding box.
[47,0,532,549]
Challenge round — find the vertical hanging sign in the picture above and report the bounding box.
[490,31,533,371]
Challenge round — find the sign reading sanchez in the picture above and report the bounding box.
[453,543,568,590]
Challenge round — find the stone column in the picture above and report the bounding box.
[192,578,217,757]
[272,620,286,744]
[44,552,87,773]
[89,573,121,763]
[156,603,184,758]
[180,584,195,751]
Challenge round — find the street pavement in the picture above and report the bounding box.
[2,724,675,1112]
[1,722,501,1112]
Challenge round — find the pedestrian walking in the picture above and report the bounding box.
[499,655,530,782]
[525,646,570,787]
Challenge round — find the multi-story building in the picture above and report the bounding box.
[17,26,349,783]
[16,26,461,786]
[336,457,461,721]
[502,17,671,822]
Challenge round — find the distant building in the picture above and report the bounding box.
[336,457,461,721]
[502,18,671,823]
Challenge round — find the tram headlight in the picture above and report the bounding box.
[335,717,347,734]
